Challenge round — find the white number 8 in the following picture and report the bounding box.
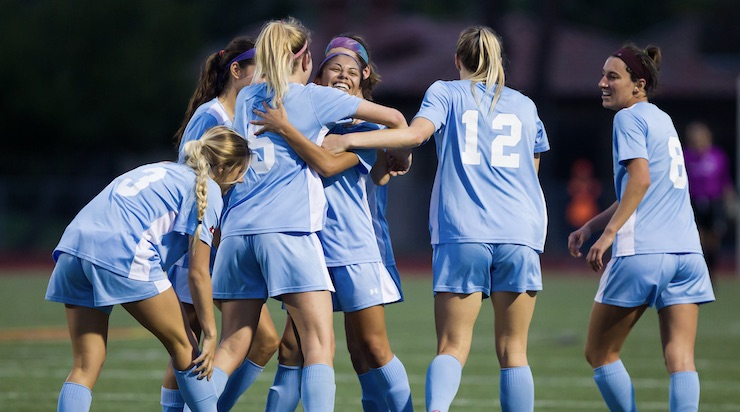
[668,136,687,189]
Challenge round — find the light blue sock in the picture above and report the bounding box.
[265,364,302,412]
[425,354,462,412]
[301,364,336,412]
[500,366,534,412]
[670,371,700,412]
[373,355,413,412]
[358,370,386,412]
[175,365,224,412]
[58,382,92,412]
[161,387,185,412]
[217,359,264,411]
[593,360,637,412]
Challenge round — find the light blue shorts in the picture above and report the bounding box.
[385,264,404,303]
[168,248,218,305]
[432,243,542,297]
[595,253,715,310]
[168,261,193,305]
[330,262,402,312]
[45,253,172,314]
[212,232,334,300]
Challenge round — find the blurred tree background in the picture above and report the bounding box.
[1,0,738,267]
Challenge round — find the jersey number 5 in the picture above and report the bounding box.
[247,123,276,174]
[116,167,167,197]
[461,110,522,168]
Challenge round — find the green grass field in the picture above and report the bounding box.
[1,270,739,411]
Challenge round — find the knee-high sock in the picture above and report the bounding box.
[425,354,462,412]
[373,355,413,412]
[58,382,92,412]
[301,364,336,412]
[593,360,637,412]
[500,366,534,412]
[265,364,302,412]
[670,371,700,412]
[358,370,386,412]
[217,360,264,411]
[176,365,227,412]
[161,386,185,412]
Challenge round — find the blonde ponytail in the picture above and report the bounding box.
[457,26,506,113]
[252,17,310,108]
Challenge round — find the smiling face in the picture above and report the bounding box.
[598,56,645,111]
[317,53,362,97]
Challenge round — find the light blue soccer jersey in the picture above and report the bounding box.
[319,122,381,266]
[416,80,549,252]
[173,98,233,272]
[222,82,361,237]
[177,98,231,163]
[53,162,223,281]
[611,102,702,256]
[366,180,396,267]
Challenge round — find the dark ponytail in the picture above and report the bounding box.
[174,36,256,148]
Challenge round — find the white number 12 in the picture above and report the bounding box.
[461,110,521,168]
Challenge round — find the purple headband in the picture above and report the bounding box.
[324,36,369,64]
[225,48,256,68]
[611,47,649,84]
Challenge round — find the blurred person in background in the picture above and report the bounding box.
[683,120,736,278]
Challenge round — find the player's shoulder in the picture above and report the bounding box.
[237,82,268,102]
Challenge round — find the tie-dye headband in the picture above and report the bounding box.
[316,52,363,76]
[324,36,369,64]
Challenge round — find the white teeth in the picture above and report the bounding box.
[333,82,349,90]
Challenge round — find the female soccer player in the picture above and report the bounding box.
[321,26,548,412]
[209,18,406,411]
[567,43,715,411]
[45,126,250,412]
[167,36,279,412]
[253,33,413,412]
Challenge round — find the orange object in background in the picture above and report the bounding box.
[566,158,602,228]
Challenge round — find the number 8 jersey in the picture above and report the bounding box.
[611,102,702,257]
[415,80,549,252]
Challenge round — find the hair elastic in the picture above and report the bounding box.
[324,36,368,64]
[611,47,649,84]
[292,41,308,60]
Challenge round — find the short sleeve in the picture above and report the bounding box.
[613,109,648,165]
[310,85,362,125]
[413,81,450,132]
[533,110,550,153]
[197,181,224,246]
[178,113,221,163]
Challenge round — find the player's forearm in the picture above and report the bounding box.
[370,150,391,186]
[188,265,217,339]
[603,170,649,237]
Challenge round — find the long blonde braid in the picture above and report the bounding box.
[182,126,250,255]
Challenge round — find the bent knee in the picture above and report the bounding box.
[251,329,280,359]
